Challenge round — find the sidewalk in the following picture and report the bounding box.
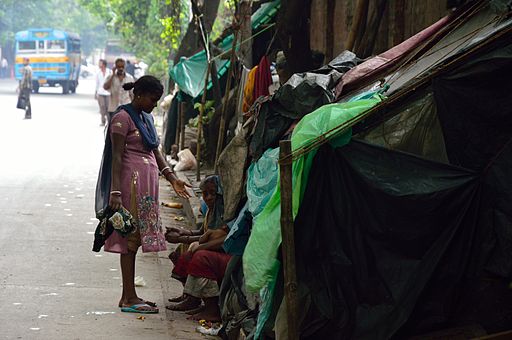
[158,170,219,339]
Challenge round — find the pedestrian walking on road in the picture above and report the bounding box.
[95,75,191,314]
[1,57,8,78]
[19,57,32,119]
[103,58,134,123]
[95,59,111,126]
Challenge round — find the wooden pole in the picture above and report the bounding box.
[279,140,299,340]
[180,101,186,150]
[346,0,369,51]
[213,27,239,173]
[196,61,212,182]
[175,97,181,146]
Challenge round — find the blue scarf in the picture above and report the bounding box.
[119,103,160,150]
[94,104,160,217]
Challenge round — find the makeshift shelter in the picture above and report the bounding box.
[240,0,512,338]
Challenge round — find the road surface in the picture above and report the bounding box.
[0,78,184,339]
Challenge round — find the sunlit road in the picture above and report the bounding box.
[0,78,172,339]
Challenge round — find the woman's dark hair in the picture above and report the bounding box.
[122,75,164,98]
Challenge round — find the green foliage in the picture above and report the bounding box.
[191,100,216,127]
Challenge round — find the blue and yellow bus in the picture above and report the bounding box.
[15,28,81,94]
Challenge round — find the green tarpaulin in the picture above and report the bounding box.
[170,0,280,98]
[243,95,383,293]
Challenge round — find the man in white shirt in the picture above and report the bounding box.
[95,59,112,126]
[103,58,134,122]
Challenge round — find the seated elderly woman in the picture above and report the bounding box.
[165,175,231,321]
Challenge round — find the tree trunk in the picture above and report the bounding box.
[172,0,220,66]
[277,0,314,74]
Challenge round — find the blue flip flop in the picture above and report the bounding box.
[121,303,159,314]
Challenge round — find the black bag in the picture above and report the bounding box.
[16,92,27,110]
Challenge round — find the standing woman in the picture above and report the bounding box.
[96,75,191,313]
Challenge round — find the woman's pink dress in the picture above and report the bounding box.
[104,109,167,254]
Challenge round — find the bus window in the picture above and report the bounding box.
[18,41,36,52]
[47,40,65,50]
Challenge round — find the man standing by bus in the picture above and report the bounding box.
[103,58,134,122]
[95,59,111,126]
[19,57,32,119]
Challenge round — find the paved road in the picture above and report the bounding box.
[0,78,176,339]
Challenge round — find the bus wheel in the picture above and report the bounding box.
[62,81,70,94]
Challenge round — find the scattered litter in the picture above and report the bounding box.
[137,316,145,321]
[41,293,58,296]
[64,283,76,286]
[86,311,115,315]
[196,320,222,335]
[29,328,40,331]
[134,276,146,287]
[38,315,48,319]
[13,302,22,305]
[174,216,185,221]
[162,201,183,209]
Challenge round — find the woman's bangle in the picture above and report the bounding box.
[160,166,170,175]
[110,190,121,196]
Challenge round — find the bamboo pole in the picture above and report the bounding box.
[175,97,181,146]
[279,140,299,340]
[214,27,240,173]
[179,101,186,150]
[346,0,369,51]
[196,61,212,182]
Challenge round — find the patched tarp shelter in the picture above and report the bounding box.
[243,1,512,338]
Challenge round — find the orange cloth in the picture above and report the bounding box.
[242,66,258,113]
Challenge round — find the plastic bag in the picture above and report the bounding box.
[173,148,197,171]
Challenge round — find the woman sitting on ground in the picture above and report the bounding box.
[165,175,230,315]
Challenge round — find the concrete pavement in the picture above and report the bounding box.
[0,77,210,339]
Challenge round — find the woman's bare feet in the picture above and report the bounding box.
[165,295,201,311]
[119,297,157,308]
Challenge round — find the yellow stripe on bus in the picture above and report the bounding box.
[15,56,69,63]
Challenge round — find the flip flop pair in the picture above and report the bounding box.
[121,303,159,314]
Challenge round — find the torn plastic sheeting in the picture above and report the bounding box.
[247,147,280,217]
[243,96,382,292]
